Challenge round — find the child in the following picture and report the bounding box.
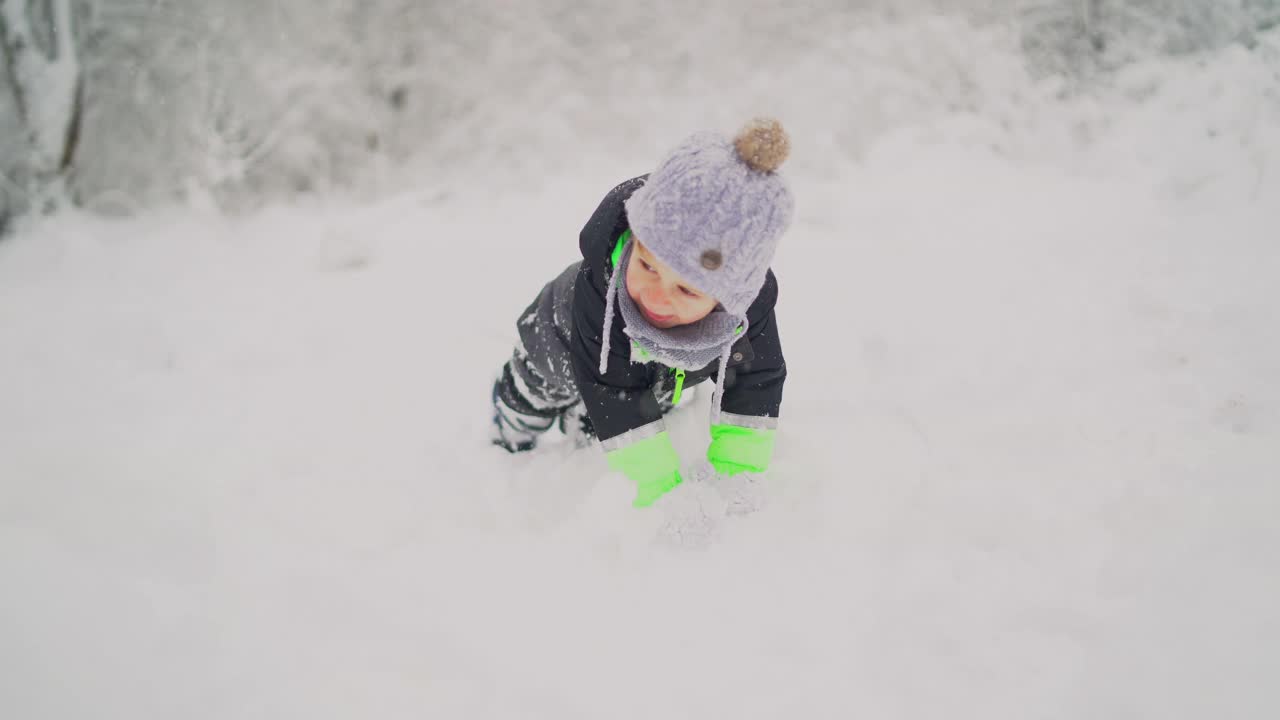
[490,118,794,508]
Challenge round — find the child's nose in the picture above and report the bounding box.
[645,288,673,310]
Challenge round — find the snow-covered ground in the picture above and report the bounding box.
[3,19,1280,720]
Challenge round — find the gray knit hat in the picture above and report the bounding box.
[624,118,795,316]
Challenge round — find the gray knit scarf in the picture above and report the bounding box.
[598,237,747,422]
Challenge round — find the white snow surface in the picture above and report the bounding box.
[3,25,1280,720]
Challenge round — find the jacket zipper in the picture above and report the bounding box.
[671,368,686,405]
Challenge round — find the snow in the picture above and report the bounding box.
[3,18,1280,720]
[1,0,79,172]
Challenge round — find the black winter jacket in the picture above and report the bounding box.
[569,177,787,443]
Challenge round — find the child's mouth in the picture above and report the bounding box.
[640,303,674,325]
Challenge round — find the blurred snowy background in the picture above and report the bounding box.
[2,2,1280,719]
[3,0,1278,217]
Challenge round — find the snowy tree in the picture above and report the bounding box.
[67,0,420,212]
[0,0,83,224]
[3,0,1276,227]
[1020,0,1280,78]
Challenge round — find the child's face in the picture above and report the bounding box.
[625,239,719,329]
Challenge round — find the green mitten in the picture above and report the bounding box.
[606,430,683,508]
[707,422,776,476]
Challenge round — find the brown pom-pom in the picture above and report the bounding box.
[733,117,790,173]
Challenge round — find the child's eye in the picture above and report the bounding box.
[679,286,700,298]
[640,260,656,273]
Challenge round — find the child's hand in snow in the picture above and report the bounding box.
[651,462,770,548]
[653,480,724,548]
[711,471,768,517]
[686,460,769,517]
